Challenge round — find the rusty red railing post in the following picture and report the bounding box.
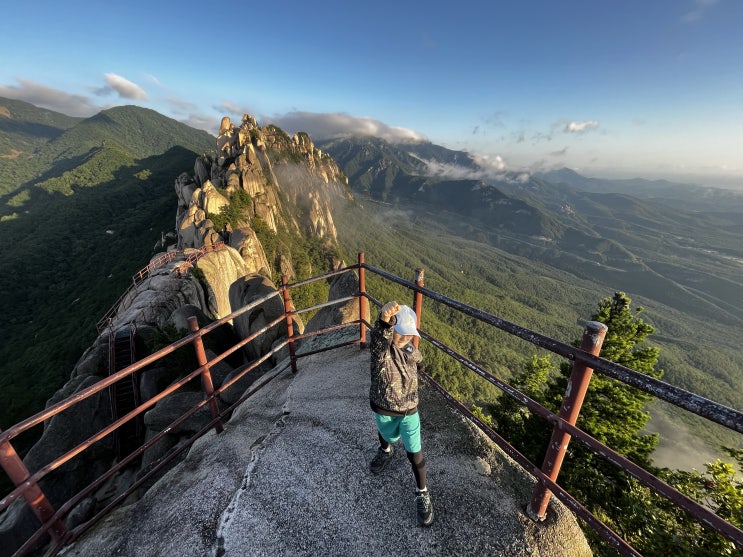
[412,268,424,349]
[0,432,68,544]
[528,320,608,520]
[282,275,298,374]
[187,316,224,434]
[358,252,368,349]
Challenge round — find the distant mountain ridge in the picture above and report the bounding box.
[537,167,743,213]
[48,105,215,161]
[319,135,743,328]
[0,97,215,199]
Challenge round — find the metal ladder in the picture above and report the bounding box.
[108,325,143,460]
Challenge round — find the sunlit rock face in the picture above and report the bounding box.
[180,114,350,280]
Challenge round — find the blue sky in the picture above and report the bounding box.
[1,0,741,186]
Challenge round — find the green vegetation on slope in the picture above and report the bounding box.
[0,96,81,196]
[1,102,216,433]
[46,105,216,162]
[0,146,203,430]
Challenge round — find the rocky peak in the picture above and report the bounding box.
[176,115,350,281]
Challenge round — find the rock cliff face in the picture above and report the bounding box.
[0,116,362,556]
[177,114,350,279]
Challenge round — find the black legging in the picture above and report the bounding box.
[378,433,427,490]
[407,450,427,491]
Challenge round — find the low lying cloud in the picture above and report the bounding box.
[165,97,198,115]
[412,152,529,184]
[97,73,148,100]
[564,120,599,134]
[0,78,99,117]
[219,100,256,118]
[162,97,219,134]
[182,114,220,135]
[470,153,508,173]
[267,111,428,143]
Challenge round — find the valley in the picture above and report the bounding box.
[331,192,743,471]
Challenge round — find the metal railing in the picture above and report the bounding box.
[96,242,226,332]
[1,253,742,557]
[360,257,743,555]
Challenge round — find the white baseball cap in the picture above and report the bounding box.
[394,305,420,337]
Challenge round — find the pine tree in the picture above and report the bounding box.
[487,354,554,461]
[549,292,662,484]
[491,291,664,554]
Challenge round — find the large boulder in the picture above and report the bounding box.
[226,224,271,277]
[199,180,229,216]
[229,275,303,364]
[113,267,207,330]
[194,247,253,319]
[143,392,215,435]
[305,267,367,334]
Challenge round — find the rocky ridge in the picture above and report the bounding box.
[0,115,362,555]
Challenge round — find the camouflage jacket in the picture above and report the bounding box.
[369,318,424,415]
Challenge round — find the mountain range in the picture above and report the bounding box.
[2,97,742,468]
[318,133,743,463]
[320,135,743,324]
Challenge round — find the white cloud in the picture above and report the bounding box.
[267,111,428,143]
[0,78,99,117]
[219,100,255,117]
[470,152,508,173]
[564,120,599,134]
[146,74,162,86]
[165,97,198,115]
[100,73,148,100]
[412,152,529,183]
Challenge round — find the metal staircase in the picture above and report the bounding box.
[108,326,143,460]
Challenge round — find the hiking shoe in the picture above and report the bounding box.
[370,446,394,474]
[415,489,434,527]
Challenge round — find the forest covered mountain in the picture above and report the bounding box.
[0,98,216,429]
[320,135,743,324]
[2,99,742,471]
[319,135,743,464]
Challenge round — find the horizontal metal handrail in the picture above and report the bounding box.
[420,330,743,550]
[360,262,743,434]
[1,289,282,446]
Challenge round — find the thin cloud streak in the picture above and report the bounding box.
[682,0,719,22]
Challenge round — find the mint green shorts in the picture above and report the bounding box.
[375,412,422,453]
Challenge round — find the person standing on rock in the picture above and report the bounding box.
[369,301,434,527]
